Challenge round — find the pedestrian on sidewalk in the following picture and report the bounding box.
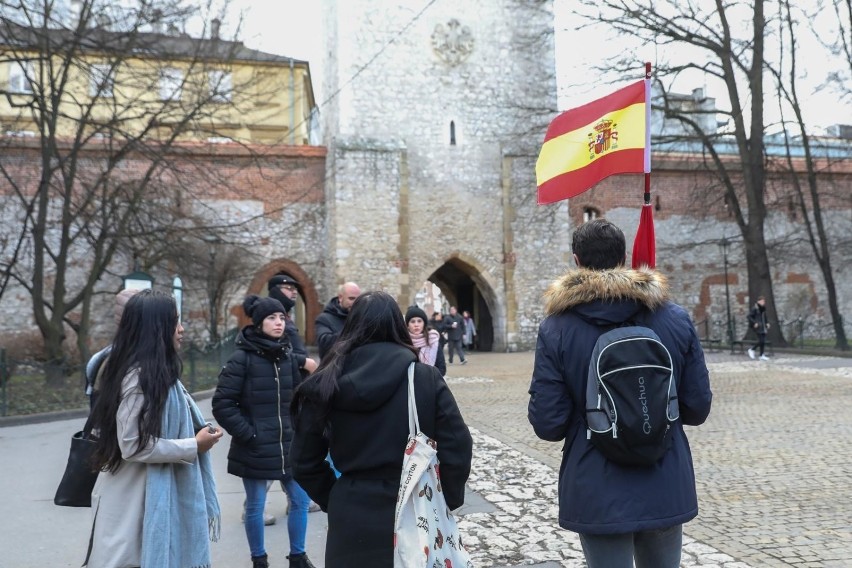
[444,306,468,365]
[747,296,771,361]
[86,289,222,568]
[315,281,361,362]
[462,309,477,351]
[213,296,317,568]
[527,219,713,568]
[290,291,473,567]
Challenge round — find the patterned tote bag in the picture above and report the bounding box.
[393,362,473,568]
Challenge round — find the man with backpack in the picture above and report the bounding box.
[527,219,712,568]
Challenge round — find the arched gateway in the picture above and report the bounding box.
[319,1,567,350]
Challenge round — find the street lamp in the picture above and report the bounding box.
[719,235,734,347]
[122,269,154,290]
[202,235,220,343]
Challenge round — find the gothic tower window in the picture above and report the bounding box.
[450,121,456,145]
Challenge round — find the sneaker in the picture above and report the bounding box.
[460,359,468,365]
[286,500,322,514]
[242,509,277,525]
[747,348,756,360]
[760,355,769,361]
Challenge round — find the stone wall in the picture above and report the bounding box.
[323,0,559,349]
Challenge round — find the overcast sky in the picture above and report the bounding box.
[221,0,844,133]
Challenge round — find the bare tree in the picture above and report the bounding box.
[767,0,849,349]
[574,0,801,346]
[0,0,298,383]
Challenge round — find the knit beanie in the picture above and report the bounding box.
[404,305,429,326]
[243,295,286,327]
[115,288,142,325]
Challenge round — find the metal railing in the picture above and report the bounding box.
[0,328,240,418]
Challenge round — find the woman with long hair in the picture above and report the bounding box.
[86,289,222,568]
[213,295,317,568]
[290,291,473,567]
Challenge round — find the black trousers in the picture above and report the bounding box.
[751,333,767,356]
[448,338,466,363]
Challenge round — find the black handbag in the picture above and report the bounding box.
[54,415,100,507]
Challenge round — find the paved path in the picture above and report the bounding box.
[1,350,851,567]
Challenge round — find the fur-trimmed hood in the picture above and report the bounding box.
[544,267,669,316]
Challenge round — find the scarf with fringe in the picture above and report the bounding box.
[141,381,220,568]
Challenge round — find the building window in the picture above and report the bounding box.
[159,67,183,101]
[88,64,114,98]
[8,61,34,94]
[208,70,232,102]
[449,121,456,145]
[583,207,600,223]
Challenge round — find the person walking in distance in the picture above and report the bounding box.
[85,290,222,568]
[462,309,477,351]
[213,296,317,568]
[290,291,472,567]
[315,281,361,361]
[747,296,771,361]
[444,306,467,365]
[527,219,713,568]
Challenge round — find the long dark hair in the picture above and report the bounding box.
[90,289,182,473]
[292,291,416,417]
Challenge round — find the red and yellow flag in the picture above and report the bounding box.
[536,79,651,205]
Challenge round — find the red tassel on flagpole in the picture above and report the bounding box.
[632,62,656,269]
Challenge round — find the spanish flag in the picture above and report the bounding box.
[536,79,651,205]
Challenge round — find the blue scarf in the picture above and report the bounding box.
[141,381,220,568]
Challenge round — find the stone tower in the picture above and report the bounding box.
[321,0,568,350]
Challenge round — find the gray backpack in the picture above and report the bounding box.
[585,325,679,466]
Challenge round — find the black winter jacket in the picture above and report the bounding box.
[290,342,472,566]
[212,326,303,479]
[314,297,348,361]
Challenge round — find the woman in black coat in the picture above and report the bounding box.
[212,295,317,568]
[290,291,473,567]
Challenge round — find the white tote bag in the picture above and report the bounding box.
[393,362,473,568]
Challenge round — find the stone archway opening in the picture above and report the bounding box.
[238,260,321,344]
[425,260,496,352]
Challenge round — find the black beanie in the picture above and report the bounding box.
[243,295,286,327]
[405,305,429,326]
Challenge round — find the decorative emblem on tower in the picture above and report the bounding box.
[431,19,474,66]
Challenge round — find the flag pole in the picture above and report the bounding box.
[644,61,651,206]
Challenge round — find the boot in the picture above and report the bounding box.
[251,554,269,568]
[286,553,316,568]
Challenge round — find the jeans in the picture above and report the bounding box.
[579,524,683,568]
[447,338,466,363]
[243,475,310,557]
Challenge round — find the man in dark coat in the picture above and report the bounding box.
[443,306,468,365]
[314,281,360,361]
[268,273,308,359]
[528,219,712,568]
[747,296,771,361]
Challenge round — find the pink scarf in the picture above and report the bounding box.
[410,330,439,365]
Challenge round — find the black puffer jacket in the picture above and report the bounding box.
[314,297,348,360]
[212,326,302,479]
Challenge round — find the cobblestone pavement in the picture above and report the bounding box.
[445,351,852,568]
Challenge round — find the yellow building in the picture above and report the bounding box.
[0,18,317,145]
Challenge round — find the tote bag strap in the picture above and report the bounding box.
[406,362,420,437]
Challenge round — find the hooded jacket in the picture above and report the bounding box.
[528,267,712,534]
[212,326,302,479]
[747,302,769,335]
[290,342,472,565]
[314,297,349,360]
